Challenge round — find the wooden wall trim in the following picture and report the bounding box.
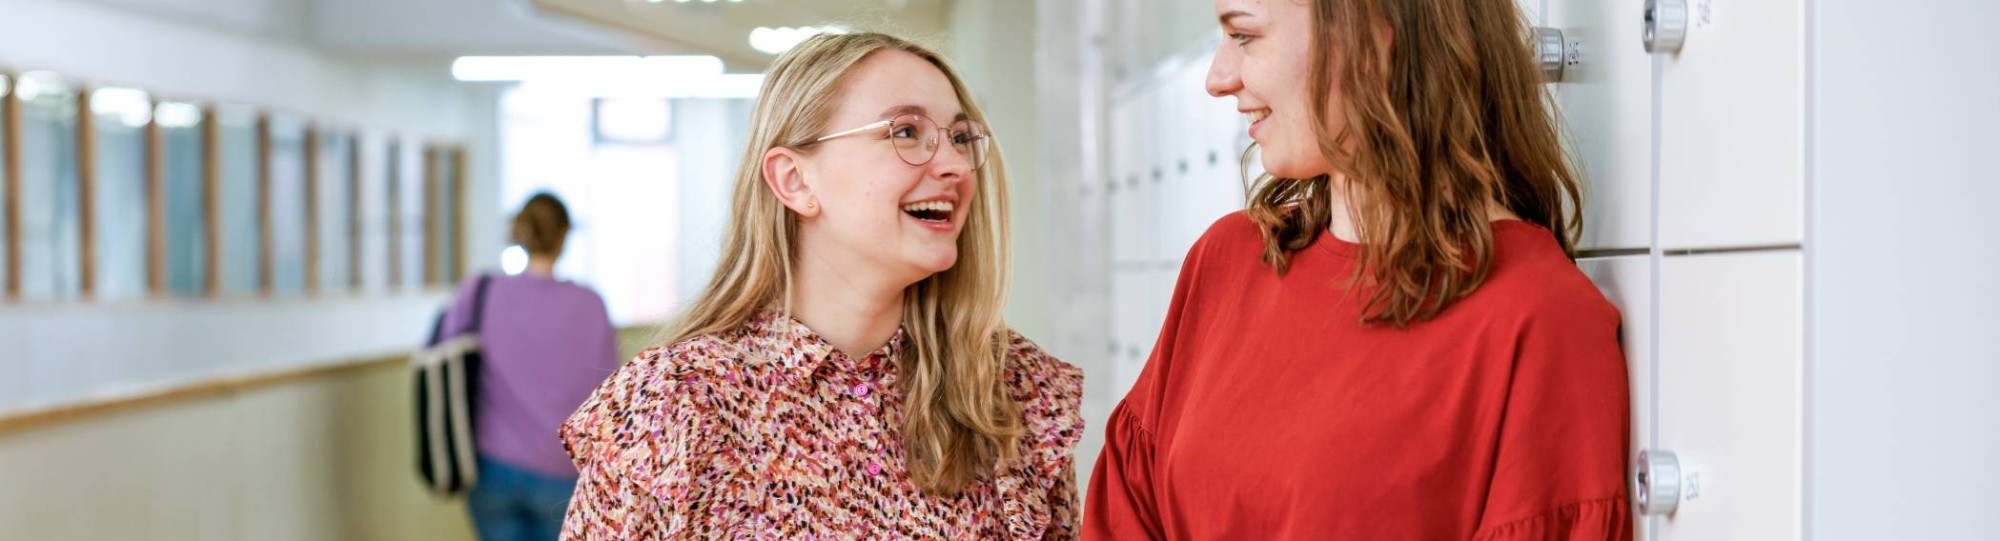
[422,146,439,287]
[201,105,221,297]
[255,113,273,296]
[3,75,21,300]
[0,326,653,437]
[386,140,401,291]
[303,126,320,295]
[0,355,405,437]
[347,133,361,292]
[76,86,97,299]
[452,147,468,284]
[145,100,165,295]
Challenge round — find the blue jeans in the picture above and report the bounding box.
[467,456,576,541]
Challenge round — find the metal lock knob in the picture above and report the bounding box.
[1644,0,1689,54]
[1532,27,1572,82]
[1635,450,1682,516]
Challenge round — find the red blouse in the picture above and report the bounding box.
[1084,213,1633,540]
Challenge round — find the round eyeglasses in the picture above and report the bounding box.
[813,114,990,169]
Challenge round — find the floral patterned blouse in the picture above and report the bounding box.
[559,309,1086,540]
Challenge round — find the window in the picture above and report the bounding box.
[356,133,390,292]
[395,139,425,290]
[315,129,353,293]
[88,87,150,300]
[215,105,259,296]
[157,101,207,297]
[267,114,308,296]
[17,72,82,302]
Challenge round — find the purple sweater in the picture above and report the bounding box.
[440,273,621,479]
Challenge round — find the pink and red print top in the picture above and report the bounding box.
[560,309,1085,540]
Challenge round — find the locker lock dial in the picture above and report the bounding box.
[1635,450,1682,516]
[1644,0,1689,54]
[1532,27,1576,82]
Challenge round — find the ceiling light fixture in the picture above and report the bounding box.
[451,55,726,83]
[748,25,850,55]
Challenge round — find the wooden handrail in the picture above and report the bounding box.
[0,354,405,437]
[0,325,660,437]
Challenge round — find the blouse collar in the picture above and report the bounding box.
[748,307,906,380]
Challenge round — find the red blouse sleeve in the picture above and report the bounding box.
[1470,299,1635,541]
[1082,217,1228,541]
[1083,401,1168,541]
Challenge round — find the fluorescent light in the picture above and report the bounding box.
[91,87,153,128]
[518,73,765,99]
[155,102,204,129]
[749,25,850,55]
[451,55,726,83]
[16,71,70,102]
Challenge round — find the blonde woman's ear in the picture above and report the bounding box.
[762,147,821,218]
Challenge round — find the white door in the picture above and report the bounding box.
[1548,0,1655,252]
[1655,0,1805,249]
[1577,255,1656,541]
[1654,250,1803,540]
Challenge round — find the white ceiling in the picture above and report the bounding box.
[75,0,947,68]
[527,0,953,70]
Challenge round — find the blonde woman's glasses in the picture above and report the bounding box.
[813,114,989,169]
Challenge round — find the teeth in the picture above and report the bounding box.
[1245,109,1270,124]
[901,201,955,215]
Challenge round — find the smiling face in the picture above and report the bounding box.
[1209,0,1340,179]
[789,49,982,288]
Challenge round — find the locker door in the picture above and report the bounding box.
[1517,0,1544,25]
[1653,250,1802,540]
[1549,0,1655,251]
[1577,255,1656,540]
[1655,0,1804,249]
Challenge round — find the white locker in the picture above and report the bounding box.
[1148,74,1180,270]
[1655,250,1802,540]
[1577,255,1655,541]
[1656,0,1804,249]
[1549,0,1654,251]
[1518,0,1544,26]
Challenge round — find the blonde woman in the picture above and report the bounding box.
[559,33,1084,540]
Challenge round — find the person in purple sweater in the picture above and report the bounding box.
[438,193,620,541]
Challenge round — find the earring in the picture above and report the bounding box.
[807,199,817,209]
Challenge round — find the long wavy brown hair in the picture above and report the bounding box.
[1245,0,1584,326]
[660,32,1021,496]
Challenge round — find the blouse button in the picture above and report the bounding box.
[851,383,870,397]
[867,461,884,476]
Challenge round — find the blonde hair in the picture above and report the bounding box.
[511,192,571,258]
[661,32,1020,496]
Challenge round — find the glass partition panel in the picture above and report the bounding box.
[315,130,353,293]
[158,101,206,297]
[17,72,82,302]
[268,114,307,295]
[396,140,424,290]
[215,105,259,295]
[89,87,150,300]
